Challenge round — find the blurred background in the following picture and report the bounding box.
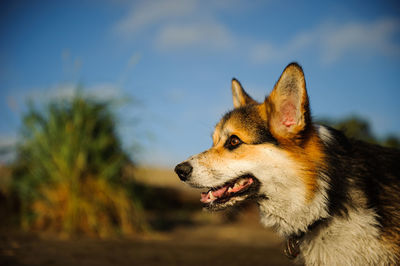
[0,0,399,265]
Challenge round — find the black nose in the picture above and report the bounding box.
[175,162,193,181]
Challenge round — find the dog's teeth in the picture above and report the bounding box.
[233,183,240,189]
[208,191,216,200]
[238,179,246,186]
[228,187,233,193]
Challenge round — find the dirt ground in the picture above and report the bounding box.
[0,166,295,266]
[0,220,293,266]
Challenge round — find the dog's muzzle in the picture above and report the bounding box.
[175,162,193,181]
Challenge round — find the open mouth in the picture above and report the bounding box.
[200,175,260,211]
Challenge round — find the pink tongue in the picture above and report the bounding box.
[199,178,254,203]
[200,192,209,203]
[212,186,228,197]
[200,186,228,203]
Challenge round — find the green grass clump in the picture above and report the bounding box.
[12,95,146,237]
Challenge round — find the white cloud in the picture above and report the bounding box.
[250,32,313,63]
[250,18,400,64]
[319,18,400,63]
[155,21,235,50]
[114,2,400,63]
[113,0,240,51]
[114,0,197,35]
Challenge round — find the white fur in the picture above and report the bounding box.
[258,174,329,236]
[317,125,333,144]
[299,205,396,265]
[186,142,330,237]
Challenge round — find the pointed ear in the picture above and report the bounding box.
[232,78,257,108]
[266,63,311,140]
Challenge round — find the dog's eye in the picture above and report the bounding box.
[225,135,242,150]
[230,136,241,146]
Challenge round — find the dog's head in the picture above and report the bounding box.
[175,63,327,220]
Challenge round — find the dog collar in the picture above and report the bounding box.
[284,233,303,259]
[284,218,327,260]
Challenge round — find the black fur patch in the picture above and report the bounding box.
[320,125,400,233]
[220,105,278,146]
[319,127,352,217]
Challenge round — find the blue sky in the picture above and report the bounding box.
[1,0,400,166]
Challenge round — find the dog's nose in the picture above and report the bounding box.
[175,162,193,181]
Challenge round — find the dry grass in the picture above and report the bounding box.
[30,177,146,237]
[12,96,147,237]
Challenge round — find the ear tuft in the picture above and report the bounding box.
[266,62,311,140]
[231,78,257,108]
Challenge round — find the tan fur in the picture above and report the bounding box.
[264,64,320,201]
[281,129,326,201]
[231,79,257,108]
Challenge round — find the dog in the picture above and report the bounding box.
[175,63,400,265]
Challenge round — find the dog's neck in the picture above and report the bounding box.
[284,218,328,259]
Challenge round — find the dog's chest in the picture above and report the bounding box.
[296,209,394,265]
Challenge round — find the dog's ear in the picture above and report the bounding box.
[231,78,257,108]
[266,63,311,141]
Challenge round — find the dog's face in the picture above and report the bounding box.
[176,63,327,221]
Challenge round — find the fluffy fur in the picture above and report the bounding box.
[175,63,400,265]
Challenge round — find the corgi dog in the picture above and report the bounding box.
[175,63,400,265]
